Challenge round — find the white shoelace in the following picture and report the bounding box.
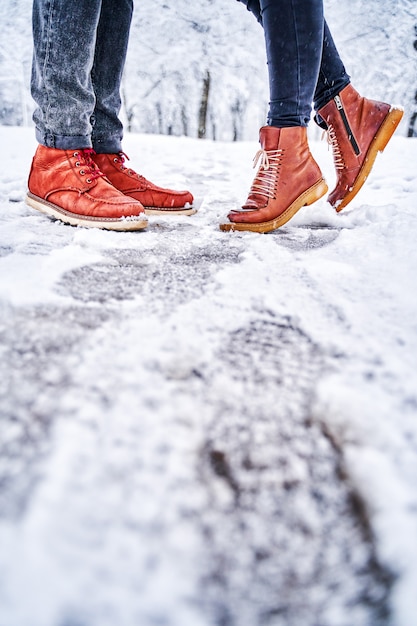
[250,148,284,199]
[323,124,344,170]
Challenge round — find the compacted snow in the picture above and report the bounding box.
[0,125,416,626]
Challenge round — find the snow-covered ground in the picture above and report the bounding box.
[0,125,416,626]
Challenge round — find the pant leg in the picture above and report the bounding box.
[260,0,325,127]
[237,0,262,23]
[91,0,133,153]
[31,0,102,149]
[313,21,350,112]
[236,0,350,124]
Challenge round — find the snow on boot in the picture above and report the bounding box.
[317,84,404,211]
[220,126,328,233]
[26,145,148,231]
[92,152,195,216]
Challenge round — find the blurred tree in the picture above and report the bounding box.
[324,0,417,138]
[0,0,32,126]
[407,24,417,136]
[1,0,416,140]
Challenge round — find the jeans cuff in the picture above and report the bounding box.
[92,134,123,154]
[35,128,92,150]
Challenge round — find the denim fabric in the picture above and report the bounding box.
[237,0,350,126]
[31,0,133,152]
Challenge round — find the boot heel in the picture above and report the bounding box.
[305,178,328,206]
[376,106,404,153]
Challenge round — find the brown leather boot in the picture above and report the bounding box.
[92,152,195,216]
[220,126,328,233]
[317,84,403,211]
[26,145,148,230]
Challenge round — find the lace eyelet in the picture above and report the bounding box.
[80,170,85,175]
[73,152,79,157]
[86,178,92,184]
[75,161,80,167]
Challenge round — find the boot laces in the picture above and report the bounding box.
[323,124,344,170]
[73,149,105,183]
[250,148,284,199]
[114,152,147,184]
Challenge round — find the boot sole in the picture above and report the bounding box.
[25,192,148,231]
[334,106,404,212]
[219,178,328,233]
[144,206,197,216]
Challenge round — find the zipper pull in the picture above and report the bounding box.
[334,95,343,111]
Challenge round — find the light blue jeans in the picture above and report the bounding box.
[31,0,133,152]
[237,0,351,127]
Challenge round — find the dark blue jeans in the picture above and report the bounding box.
[238,0,350,127]
[31,0,133,152]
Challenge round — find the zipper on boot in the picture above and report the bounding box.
[334,95,361,155]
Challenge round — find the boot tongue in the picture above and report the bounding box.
[259,126,281,151]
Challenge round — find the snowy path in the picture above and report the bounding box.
[0,127,417,626]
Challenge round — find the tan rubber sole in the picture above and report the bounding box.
[26,192,148,231]
[335,106,404,212]
[144,206,197,216]
[220,178,328,234]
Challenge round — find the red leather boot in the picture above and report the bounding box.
[92,153,195,216]
[26,145,148,230]
[317,84,403,211]
[220,126,328,233]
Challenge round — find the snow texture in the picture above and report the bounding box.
[0,126,417,626]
